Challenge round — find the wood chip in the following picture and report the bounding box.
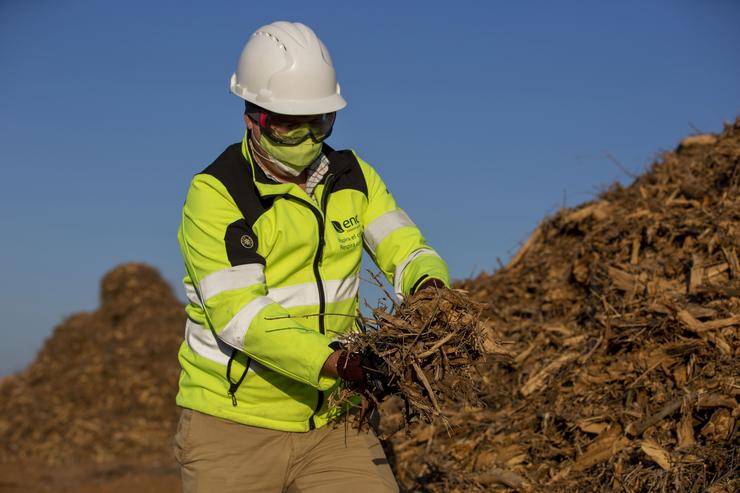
[520,352,578,396]
[689,253,704,294]
[721,246,739,278]
[640,438,672,471]
[677,309,704,332]
[572,426,629,471]
[697,316,740,332]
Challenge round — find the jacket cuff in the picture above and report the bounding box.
[400,253,450,297]
[313,345,338,390]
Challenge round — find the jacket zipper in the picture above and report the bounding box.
[283,173,336,429]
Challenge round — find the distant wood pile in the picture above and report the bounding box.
[0,120,737,492]
[0,264,184,465]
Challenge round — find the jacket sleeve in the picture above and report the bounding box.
[356,153,450,298]
[178,174,336,390]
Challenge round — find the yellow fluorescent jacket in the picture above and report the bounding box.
[177,134,450,432]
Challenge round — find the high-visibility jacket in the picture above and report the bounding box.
[176,133,450,432]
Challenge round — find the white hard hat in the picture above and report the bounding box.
[230,21,347,115]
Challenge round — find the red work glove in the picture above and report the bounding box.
[336,351,365,384]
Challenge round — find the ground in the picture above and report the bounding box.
[0,461,180,493]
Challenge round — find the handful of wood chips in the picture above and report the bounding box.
[334,286,509,427]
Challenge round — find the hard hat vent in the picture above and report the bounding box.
[252,31,287,53]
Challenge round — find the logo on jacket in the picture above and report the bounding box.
[331,214,360,234]
[331,214,361,251]
[240,234,254,249]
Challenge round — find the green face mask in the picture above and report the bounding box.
[257,133,322,176]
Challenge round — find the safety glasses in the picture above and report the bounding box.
[250,110,336,145]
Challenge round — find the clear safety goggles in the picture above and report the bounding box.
[248,107,336,145]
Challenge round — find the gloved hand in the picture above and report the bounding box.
[323,346,394,396]
[362,350,399,397]
[336,351,365,383]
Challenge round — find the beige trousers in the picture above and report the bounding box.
[173,408,399,493]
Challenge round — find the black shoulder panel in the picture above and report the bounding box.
[224,219,265,267]
[200,143,274,227]
[324,147,368,198]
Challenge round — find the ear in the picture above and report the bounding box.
[244,114,261,139]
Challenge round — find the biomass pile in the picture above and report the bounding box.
[387,120,740,492]
[0,264,184,465]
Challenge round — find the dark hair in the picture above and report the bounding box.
[244,101,268,115]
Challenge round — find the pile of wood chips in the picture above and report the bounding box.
[385,120,740,492]
[0,264,184,465]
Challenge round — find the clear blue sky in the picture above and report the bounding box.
[1,0,738,376]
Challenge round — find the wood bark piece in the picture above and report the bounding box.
[697,393,737,409]
[678,310,740,333]
[697,315,740,332]
[689,253,704,294]
[680,134,718,147]
[571,426,629,471]
[630,237,641,265]
[627,394,694,437]
[640,438,672,470]
[577,418,609,435]
[699,409,734,441]
[608,266,638,293]
[677,310,704,333]
[476,467,532,491]
[412,362,440,414]
[705,262,729,280]
[507,226,542,270]
[563,200,611,223]
[721,246,739,278]
[520,352,578,396]
[677,411,696,449]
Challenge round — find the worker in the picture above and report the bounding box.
[173,21,450,492]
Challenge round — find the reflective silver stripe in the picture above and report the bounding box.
[184,283,201,306]
[185,272,358,314]
[185,318,232,365]
[219,296,274,349]
[363,209,415,253]
[185,319,267,374]
[394,248,439,298]
[325,274,360,305]
[268,274,360,307]
[199,264,265,302]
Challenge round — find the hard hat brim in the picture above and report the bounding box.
[231,74,347,115]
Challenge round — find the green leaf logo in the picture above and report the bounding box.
[331,220,344,233]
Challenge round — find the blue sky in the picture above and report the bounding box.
[1,0,738,376]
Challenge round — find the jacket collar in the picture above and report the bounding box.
[240,131,352,199]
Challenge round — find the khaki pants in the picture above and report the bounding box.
[173,408,399,493]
